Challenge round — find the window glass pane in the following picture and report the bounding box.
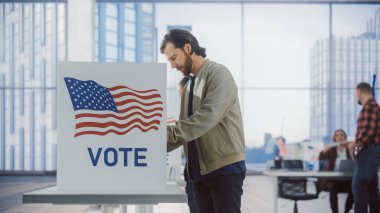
[142,3,153,13]
[106,45,117,59]
[106,3,117,17]
[319,4,380,143]
[124,35,135,48]
[124,7,135,21]
[244,4,329,88]
[124,49,135,61]
[156,3,242,88]
[106,31,117,45]
[106,17,117,31]
[124,21,135,35]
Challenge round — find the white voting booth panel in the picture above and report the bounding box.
[57,62,167,192]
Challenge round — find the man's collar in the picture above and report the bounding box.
[191,58,208,77]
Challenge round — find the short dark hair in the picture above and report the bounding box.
[160,29,206,58]
[356,82,372,94]
[178,76,189,88]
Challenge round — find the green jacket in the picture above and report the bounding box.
[167,59,245,175]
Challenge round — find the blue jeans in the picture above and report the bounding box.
[352,145,380,213]
[186,181,200,213]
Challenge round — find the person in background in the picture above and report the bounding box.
[319,129,354,213]
[178,76,199,213]
[274,137,286,161]
[349,82,380,213]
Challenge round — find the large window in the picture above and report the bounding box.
[156,3,243,119]
[0,3,65,171]
[0,2,156,171]
[95,3,156,62]
[157,3,329,148]
[327,5,380,140]
[156,3,380,163]
[1,2,380,171]
[243,4,329,147]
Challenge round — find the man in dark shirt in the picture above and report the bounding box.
[350,82,380,213]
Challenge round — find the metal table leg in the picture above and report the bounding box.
[135,205,153,213]
[273,177,278,213]
[101,204,117,213]
[119,204,127,213]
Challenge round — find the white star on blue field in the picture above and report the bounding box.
[64,77,118,112]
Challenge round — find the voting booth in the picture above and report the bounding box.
[57,62,167,192]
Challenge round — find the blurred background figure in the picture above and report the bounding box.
[319,129,354,213]
[274,137,287,161]
[350,82,380,213]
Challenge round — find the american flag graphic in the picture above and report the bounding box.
[64,77,163,137]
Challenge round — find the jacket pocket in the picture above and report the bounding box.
[215,124,230,155]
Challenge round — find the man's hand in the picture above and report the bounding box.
[348,141,356,160]
[348,141,355,149]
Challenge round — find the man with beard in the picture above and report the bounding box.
[349,82,380,213]
[161,29,246,213]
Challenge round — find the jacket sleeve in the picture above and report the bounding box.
[319,147,334,160]
[167,134,183,152]
[319,151,328,160]
[167,67,237,145]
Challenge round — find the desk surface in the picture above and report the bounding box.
[23,182,187,205]
[263,170,353,178]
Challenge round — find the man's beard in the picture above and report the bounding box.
[180,52,193,77]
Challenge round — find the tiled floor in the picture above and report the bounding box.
[0,175,354,213]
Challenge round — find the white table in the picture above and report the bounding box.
[23,181,187,213]
[263,170,353,213]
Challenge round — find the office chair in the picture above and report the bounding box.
[278,160,320,213]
